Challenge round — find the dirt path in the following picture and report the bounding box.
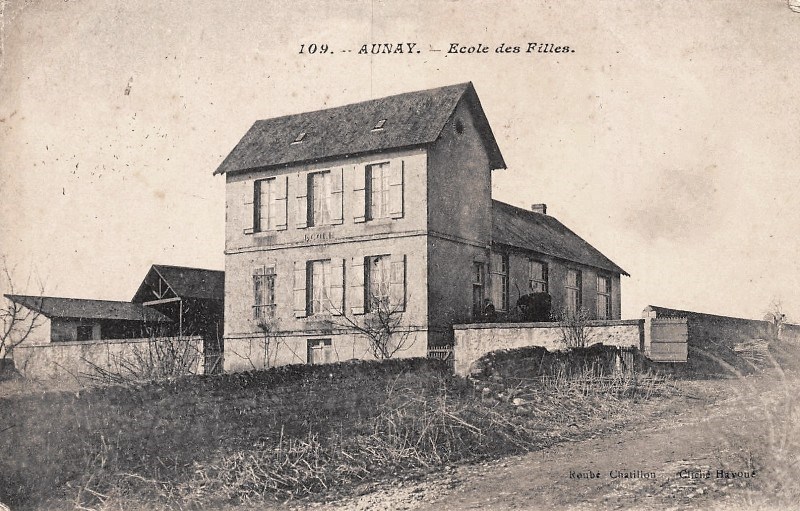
[317,375,785,511]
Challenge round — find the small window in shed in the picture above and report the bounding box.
[371,119,387,131]
[291,132,307,144]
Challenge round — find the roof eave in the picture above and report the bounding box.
[214,142,431,176]
[490,241,629,277]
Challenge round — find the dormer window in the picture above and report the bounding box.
[371,119,387,132]
[291,132,307,144]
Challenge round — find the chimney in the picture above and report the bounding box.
[531,203,547,215]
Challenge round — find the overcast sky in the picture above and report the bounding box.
[1,0,798,320]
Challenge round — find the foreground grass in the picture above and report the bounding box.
[0,359,675,510]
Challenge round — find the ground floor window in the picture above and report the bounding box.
[308,260,331,315]
[596,275,612,319]
[76,324,93,341]
[529,260,548,293]
[366,254,391,310]
[565,269,582,314]
[253,266,276,320]
[307,338,332,365]
[493,254,509,311]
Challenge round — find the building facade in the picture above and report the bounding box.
[215,82,627,371]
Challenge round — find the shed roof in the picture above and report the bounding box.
[4,295,171,322]
[492,200,629,276]
[131,265,224,303]
[213,82,506,175]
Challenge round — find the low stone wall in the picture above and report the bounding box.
[452,320,643,375]
[10,336,204,384]
[224,330,429,373]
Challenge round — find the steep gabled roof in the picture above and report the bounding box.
[213,82,506,175]
[4,295,171,322]
[492,200,629,276]
[131,265,224,303]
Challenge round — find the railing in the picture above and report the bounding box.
[427,346,455,371]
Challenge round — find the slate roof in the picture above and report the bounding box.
[492,200,629,276]
[131,265,225,303]
[4,295,171,322]
[213,82,506,175]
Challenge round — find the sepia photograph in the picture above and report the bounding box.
[1,1,799,509]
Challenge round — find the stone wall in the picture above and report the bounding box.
[10,336,203,384]
[224,329,428,372]
[452,319,643,375]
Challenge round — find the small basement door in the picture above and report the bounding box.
[307,338,333,365]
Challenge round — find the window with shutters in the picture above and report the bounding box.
[529,260,548,293]
[308,171,331,227]
[307,259,331,315]
[253,266,276,320]
[366,255,391,311]
[566,269,582,313]
[250,176,287,233]
[366,162,391,220]
[596,275,612,320]
[254,178,273,232]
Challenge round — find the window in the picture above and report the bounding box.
[308,171,331,227]
[491,253,509,311]
[253,266,276,320]
[366,255,391,310]
[250,176,287,233]
[472,262,485,318]
[307,259,331,315]
[366,162,391,220]
[76,324,93,341]
[254,178,273,232]
[307,339,333,365]
[566,269,582,313]
[596,275,612,320]
[529,260,548,293]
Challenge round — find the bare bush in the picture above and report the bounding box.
[764,297,789,341]
[1,260,45,366]
[553,306,594,348]
[330,294,414,360]
[83,336,202,384]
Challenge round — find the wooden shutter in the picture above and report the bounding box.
[350,256,365,315]
[389,160,404,219]
[330,167,344,225]
[389,254,406,311]
[293,260,307,318]
[295,173,308,229]
[243,181,255,234]
[329,258,345,315]
[353,165,366,223]
[274,175,288,230]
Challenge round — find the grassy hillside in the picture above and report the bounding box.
[0,357,674,510]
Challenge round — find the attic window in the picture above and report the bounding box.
[371,119,387,131]
[291,132,307,144]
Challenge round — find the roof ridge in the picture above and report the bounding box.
[6,294,140,304]
[251,82,472,124]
